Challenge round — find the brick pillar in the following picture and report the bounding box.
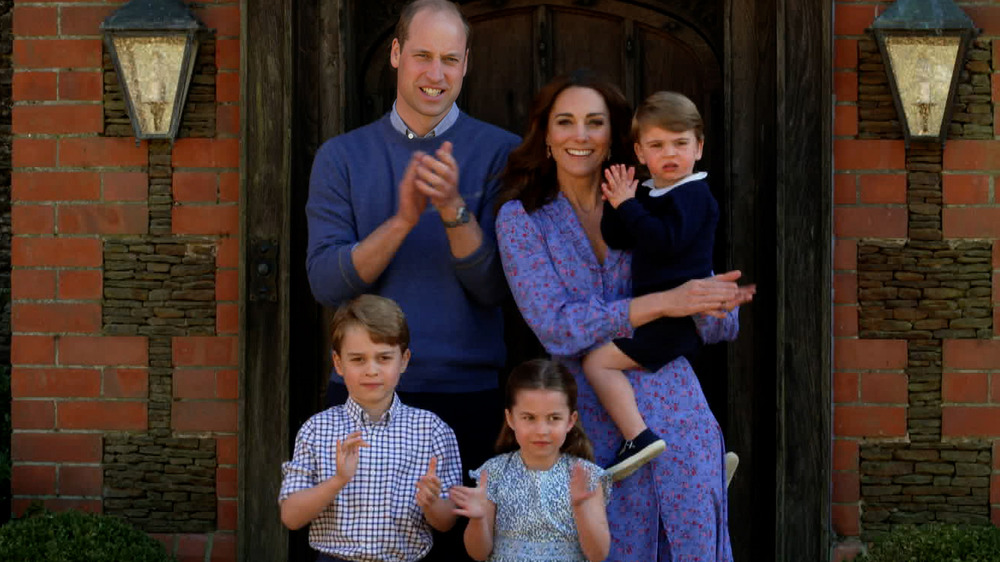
[10,1,241,560]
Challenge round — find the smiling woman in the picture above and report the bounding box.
[495,71,744,561]
[545,87,612,197]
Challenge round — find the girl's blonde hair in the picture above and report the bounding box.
[495,359,594,461]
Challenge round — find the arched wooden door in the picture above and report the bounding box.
[341,0,752,549]
[251,0,832,560]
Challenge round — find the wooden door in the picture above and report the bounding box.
[343,0,760,555]
[252,0,833,561]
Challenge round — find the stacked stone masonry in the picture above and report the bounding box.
[855,131,995,538]
[858,37,994,140]
[104,434,217,533]
[860,441,992,541]
[102,236,216,338]
[100,152,219,531]
[149,140,174,235]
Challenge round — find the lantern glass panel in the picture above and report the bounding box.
[112,35,188,136]
[883,35,960,138]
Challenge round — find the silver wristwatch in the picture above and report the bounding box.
[441,205,471,228]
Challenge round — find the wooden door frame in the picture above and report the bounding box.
[239,0,832,560]
[724,0,833,559]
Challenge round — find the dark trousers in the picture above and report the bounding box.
[325,382,504,562]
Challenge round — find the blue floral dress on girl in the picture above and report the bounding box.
[472,452,611,562]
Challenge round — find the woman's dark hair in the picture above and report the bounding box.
[497,69,634,213]
[495,359,594,461]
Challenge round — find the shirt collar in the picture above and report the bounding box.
[645,171,708,198]
[344,393,401,425]
[390,101,461,139]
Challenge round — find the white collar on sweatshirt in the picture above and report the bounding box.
[644,171,708,198]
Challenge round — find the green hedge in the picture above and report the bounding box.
[856,524,1000,562]
[0,509,176,561]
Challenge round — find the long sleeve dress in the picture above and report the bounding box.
[496,193,737,562]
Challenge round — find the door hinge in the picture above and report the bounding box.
[249,238,278,302]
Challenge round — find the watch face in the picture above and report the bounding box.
[443,205,470,227]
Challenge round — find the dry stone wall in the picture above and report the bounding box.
[99,140,220,531]
[856,143,994,539]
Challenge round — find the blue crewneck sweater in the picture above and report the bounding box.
[306,113,521,393]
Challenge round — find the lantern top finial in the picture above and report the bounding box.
[871,0,975,32]
[101,0,204,32]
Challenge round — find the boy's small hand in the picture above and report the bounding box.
[570,461,598,507]
[334,431,369,484]
[415,456,442,509]
[600,164,638,209]
[450,470,489,519]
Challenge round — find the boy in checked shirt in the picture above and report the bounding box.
[280,295,461,562]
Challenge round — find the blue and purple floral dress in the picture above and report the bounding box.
[497,194,737,561]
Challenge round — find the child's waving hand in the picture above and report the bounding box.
[450,470,491,519]
[335,431,368,482]
[601,164,638,208]
[570,461,599,507]
[415,456,442,509]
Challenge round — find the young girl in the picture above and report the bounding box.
[449,359,610,562]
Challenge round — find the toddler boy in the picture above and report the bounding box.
[583,91,736,483]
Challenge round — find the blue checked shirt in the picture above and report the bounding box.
[280,394,462,562]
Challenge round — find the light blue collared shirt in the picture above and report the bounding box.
[390,101,461,139]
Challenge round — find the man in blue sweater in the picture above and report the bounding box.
[305,1,519,559]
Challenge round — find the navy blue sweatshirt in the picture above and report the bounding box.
[601,177,718,296]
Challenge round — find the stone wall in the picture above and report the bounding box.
[102,237,216,338]
[94,27,224,533]
[854,137,995,538]
[860,441,992,540]
[99,178,219,531]
[104,434,216,532]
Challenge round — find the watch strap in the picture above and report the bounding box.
[441,205,471,228]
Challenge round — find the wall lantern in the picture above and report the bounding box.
[101,0,205,142]
[871,0,977,146]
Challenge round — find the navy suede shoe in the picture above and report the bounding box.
[606,428,666,481]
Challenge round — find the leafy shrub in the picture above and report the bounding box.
[0,509,176,562]
[856,523,1000,562]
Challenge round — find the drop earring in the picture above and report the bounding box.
[546,144,552,159]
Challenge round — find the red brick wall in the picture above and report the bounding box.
[833,1,1000,560]
[10,1,239,560]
